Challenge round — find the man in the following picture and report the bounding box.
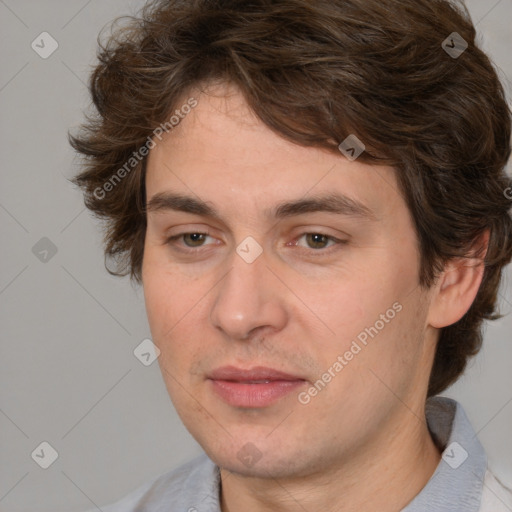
[72,0,512,510]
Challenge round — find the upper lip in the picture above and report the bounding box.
[208,365,305,382]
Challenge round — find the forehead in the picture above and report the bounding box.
[145,84,403,223]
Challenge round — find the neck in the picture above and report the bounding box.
[219,406,441,512]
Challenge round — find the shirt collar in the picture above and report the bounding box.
[402,396,487,511]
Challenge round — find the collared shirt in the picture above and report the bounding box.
[93,397,512,511]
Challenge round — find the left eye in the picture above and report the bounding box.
[293,233,341,250]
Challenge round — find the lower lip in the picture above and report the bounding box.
[209,379,306,407]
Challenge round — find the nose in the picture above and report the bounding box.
[209,244,288,341]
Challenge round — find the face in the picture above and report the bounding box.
[142,83,437,479]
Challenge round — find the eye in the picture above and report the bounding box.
[166,232,216,250]
[165,231,346,255]
[293,233,344,251]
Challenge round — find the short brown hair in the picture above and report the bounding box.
[70,0,512,397]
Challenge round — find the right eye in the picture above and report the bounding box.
[165,232,219,252]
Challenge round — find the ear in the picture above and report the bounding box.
[427,230,490,329]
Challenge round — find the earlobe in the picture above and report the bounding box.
[428,230,490,329]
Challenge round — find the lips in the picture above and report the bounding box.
[207,365,307,407]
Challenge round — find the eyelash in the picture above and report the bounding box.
[165,231,346,256]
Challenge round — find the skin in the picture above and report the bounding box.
[142,82,486,512]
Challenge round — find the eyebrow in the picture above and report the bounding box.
[146,191,376,221]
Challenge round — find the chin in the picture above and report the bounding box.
[203,438,322,480]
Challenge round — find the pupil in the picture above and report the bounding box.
[185,233,205,246]
[308,234,327,248]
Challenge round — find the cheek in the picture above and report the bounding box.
[142,261,211,365]
[308,271,422,388]
[310,278,392,347]
[142,245,195,332]
[142,272,171,337]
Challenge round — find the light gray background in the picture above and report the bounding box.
[0,1,511,511]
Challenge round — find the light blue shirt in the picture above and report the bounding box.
[91,396,511,511]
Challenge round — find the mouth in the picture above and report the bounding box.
[207,365,307,408]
